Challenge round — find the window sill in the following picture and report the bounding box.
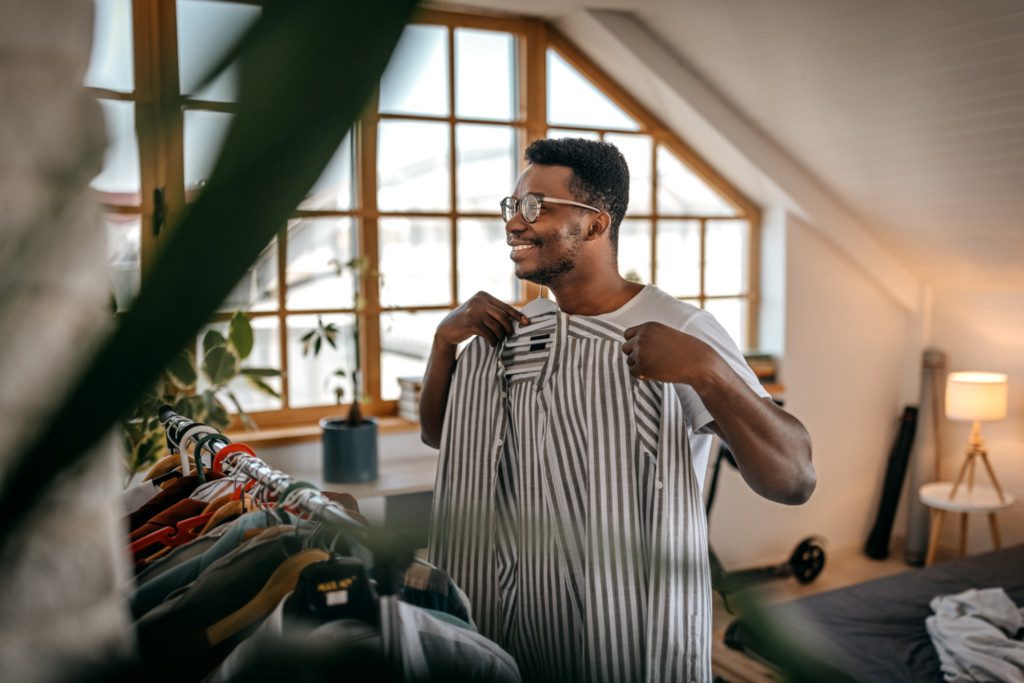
[227,416,420,448]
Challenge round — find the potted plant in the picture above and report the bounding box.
[300,257,378,483]
[121,310,281,482]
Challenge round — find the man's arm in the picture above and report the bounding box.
[622,321,815,505]
[420,292,528,449]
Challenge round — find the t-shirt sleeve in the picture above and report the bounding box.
[673,310,771,434]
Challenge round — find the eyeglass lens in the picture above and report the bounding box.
[500,195,542,223]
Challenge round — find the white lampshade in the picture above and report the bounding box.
[945,372,1009,422]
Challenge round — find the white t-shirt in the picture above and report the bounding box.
[593,284,770,490]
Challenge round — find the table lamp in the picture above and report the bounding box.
[945,371,1009,502]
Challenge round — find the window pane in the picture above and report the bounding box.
[177,0,260,102]
[655,219,701,297]
[455,28,515,121]
[457,218,518,303]
[377,120,450,212]
[457,124,516,213]
[379,25,448,117]
[547,49,639,131]
[656,146,736,216]
[705,219,749,296]
[379,218,451,307]
[197,316,283,413]
[219,238,278,312]
[547,128,599,141]
[300,132,354,211]
[86,0,133,91]
[606,133,652,215]
[105,213,140,312]
[91,100,140,206]
[287,313,357,408]
[703,298,747,350]
[618,219,651,284]
[285,218,357,311]
[184,109,232,199]
[381,311,448,400]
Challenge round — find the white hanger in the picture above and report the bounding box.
[520,296,558,318]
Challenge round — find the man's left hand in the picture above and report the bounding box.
[621,321,721,385]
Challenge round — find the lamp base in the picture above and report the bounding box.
[949,442,1005,504]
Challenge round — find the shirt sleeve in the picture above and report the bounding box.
[673,310,771,434]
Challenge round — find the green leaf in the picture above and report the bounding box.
[300,330,316,342]
[228,311,254,359]
[0,0,417,558]
[244,374,281,399]
[166,349,197,389]
[203,329,228,356]
[313,336,322,355]
[203,346,240,386]
[240,367,281,378]
[207,398,231,431]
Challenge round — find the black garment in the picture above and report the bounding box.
[135,532,307,678]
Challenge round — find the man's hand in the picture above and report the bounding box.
[437,291,529,347]
[621,321,722,385]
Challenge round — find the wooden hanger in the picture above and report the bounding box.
[205,549,330,646]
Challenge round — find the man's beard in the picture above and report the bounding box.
[517,222,583,285]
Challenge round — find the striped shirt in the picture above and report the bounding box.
[429,310,711,682]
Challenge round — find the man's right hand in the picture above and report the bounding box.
[436,291,529,347]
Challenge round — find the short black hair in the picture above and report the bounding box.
[524,137,629,248]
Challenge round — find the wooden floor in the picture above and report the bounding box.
[711,542,915,682]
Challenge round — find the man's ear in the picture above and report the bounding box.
[585,211,612,241]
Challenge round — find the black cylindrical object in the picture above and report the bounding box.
[320,417,378,483]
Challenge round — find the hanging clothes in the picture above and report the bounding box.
[429,309,712,683]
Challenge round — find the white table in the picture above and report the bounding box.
[919,482,1015,566]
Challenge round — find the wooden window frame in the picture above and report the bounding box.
[91,3,760,432]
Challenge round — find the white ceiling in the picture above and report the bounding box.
[445,0,1024,290]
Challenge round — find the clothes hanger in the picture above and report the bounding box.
[194,433,231,472]
[205,548,332,647]
[177,423,217,478]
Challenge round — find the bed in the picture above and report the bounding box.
[724,543,1024,682]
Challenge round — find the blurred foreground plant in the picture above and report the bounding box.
[0,0,419,554]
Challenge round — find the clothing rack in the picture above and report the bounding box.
[156,405,368,544]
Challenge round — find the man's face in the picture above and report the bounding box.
[505,164,588,285]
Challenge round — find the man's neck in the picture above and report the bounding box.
[547,271,644,316]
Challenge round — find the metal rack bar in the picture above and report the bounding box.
[156,405,368,541]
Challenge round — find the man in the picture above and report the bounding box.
[421,138,815,681]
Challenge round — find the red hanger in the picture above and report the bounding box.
[212,443,257,474]
[129,512,215,555]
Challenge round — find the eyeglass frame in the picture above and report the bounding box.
[500,193,603,224]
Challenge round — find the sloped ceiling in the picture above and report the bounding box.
[444,0,1024,291]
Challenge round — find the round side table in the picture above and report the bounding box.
[919,482,1015,566]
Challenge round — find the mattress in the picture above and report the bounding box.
[725,543,1024,682]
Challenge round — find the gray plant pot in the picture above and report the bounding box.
[320,416,378,483]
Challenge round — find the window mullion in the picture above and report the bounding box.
[276,225,290,408]
[448,25,459,308]
[357,112,383,404]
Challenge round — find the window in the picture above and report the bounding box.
[87,5,759,429]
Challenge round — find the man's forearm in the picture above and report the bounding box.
[699,362,815,505]
[419,335,459,449]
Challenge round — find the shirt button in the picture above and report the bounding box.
[495,438,503,448]
[655,480,664,490]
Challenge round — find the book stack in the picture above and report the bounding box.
[744,353,778,384]
[397,376,424,423]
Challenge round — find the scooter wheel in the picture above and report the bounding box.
[790,537,826,584]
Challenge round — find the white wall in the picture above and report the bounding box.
[708,215,913,569]
[930,290,1024,554]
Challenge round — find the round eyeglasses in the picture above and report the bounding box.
[500,193,601,224]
